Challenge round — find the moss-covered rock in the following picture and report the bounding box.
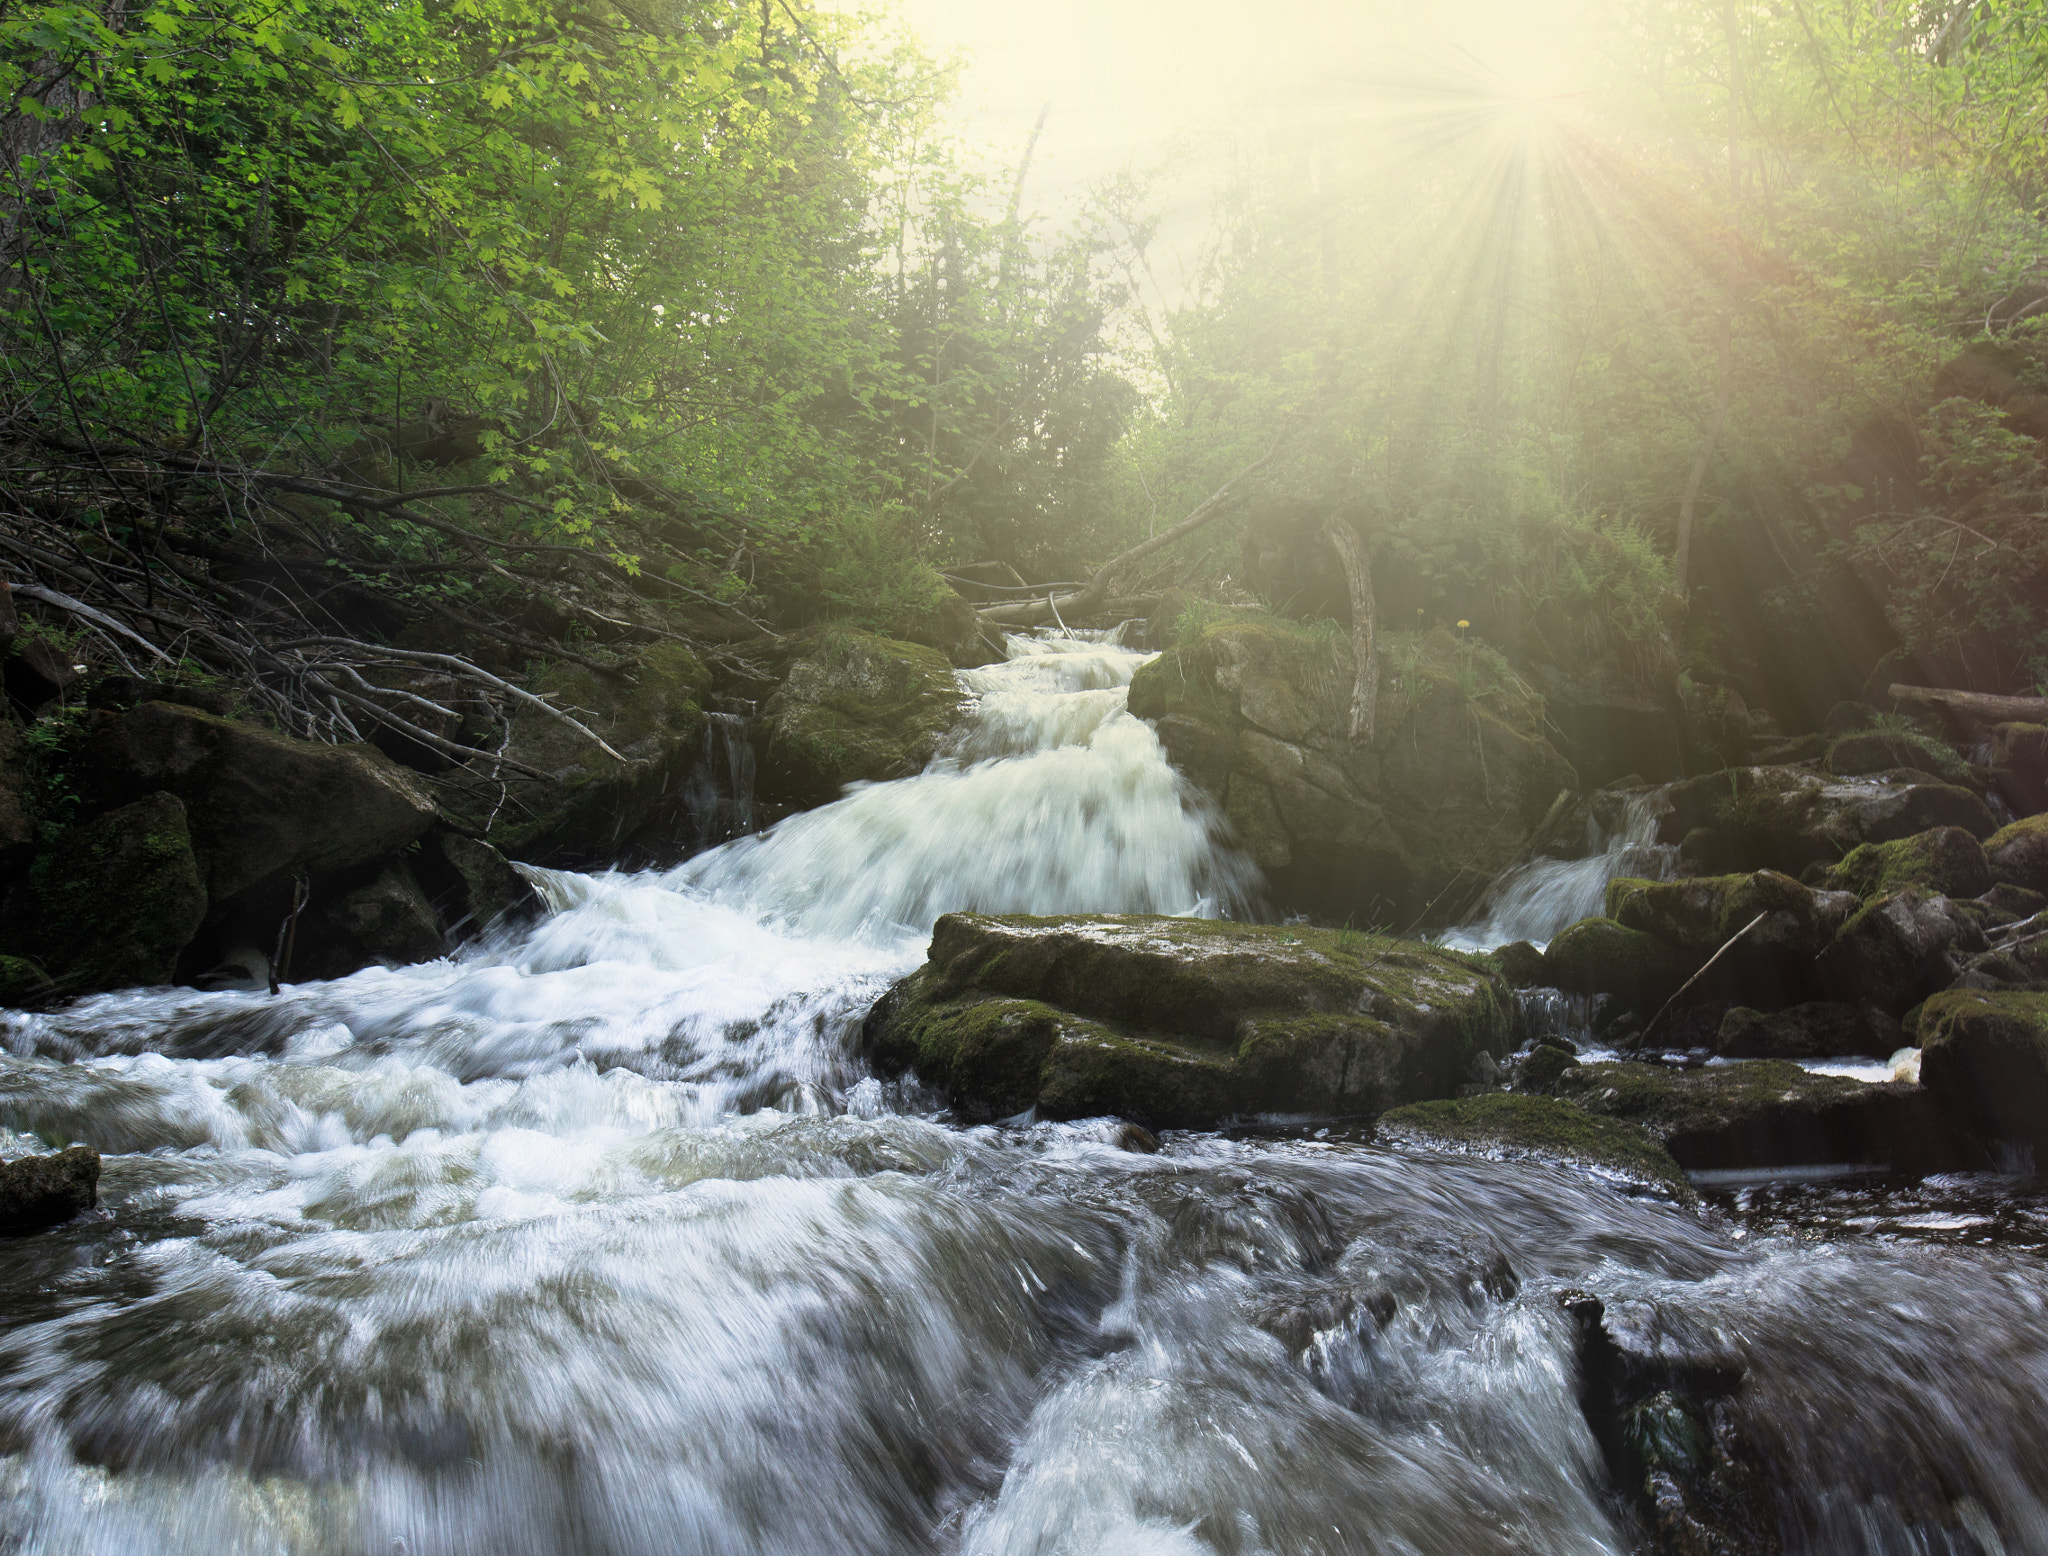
[1127,613,1573,926]
[1985,813,2048,895]
[1825,732,1969,783]
[1492,940,1548,988]
[1541,917,1690,1015]
[1989,722,2048,816]
[79,700,438,900]
[1515,1044,1581,1093]
[1813,890,1985,1014]
[23,792,207,993]
[1714,1002,1894,1060]
[863,913,1515,1126]
[1823,826,1993,901]
[1376,1094,1687,1193]
[758,628,966,808]
[1555,1059,1963,1172]
[489,641,713,866]
[1606,869,1852,959]
[1917,988,2048,1154]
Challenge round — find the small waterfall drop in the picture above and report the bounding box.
[681,705,758,850]
[1445,789,1678,950]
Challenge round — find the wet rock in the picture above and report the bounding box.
[1541,918,1690,1015]
[1714,1002,1895,1060]
[758,628,966,808]
[1918,988,2048,1157]
[1377,1093,1685,1192]
[21,792,207,993]
[1555,1059,1966,1173]
[1657,765,1997,879]
[1813,890,1986,1014]
[1491,940,1547,988]
[0,1144,99,1234]
[78,701,437,901]
[413,830,540,940]
[487,641,713,867]
[1607,869,1854,960]
[863,913,1515,1127]
[298,860,446,980]
[1247,1282,1397,1357]
[1822,826,1992,901]
[1985,813,2048,895]
[1513,1044,1580,1093]
[1825,731,1965,783]
[1127,614,1573,926]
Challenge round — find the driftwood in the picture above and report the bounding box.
[1888,683,2048,727]
[975,432,1290,628]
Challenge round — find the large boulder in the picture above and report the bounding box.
[1541,918,1690,1016]
[1822,826,1993,901]
[1714,1002,1897,1061]
[21,793,207,993]
[1127,615,1574,924]
[1555,1060,1964,1173]
[79,701,437,901]
[1985,813,2048,895]
[487,641,714,866]
[288,860,447,982]
[1824,731,1968,783]
[1813,891,1986,1014]
[0,1145,99,1234]
[1655,766,1997,878]
[1988,722,2048,816]
[1917,989,2048,1158]
[863,913,1516,1127]
[759,629,967,808]
[413,830,540,940]
[1606,870,1853,960]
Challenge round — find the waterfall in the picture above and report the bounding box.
[681,706,758,851]
[2,635,2046,1556]
[1444,789,1679,951]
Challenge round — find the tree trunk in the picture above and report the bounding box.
[1321,516,1379,742]
[1888,684,2048,727]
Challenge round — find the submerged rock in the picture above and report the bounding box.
[759,628,967,808]
[0,1144,99,1234]
[863,913,1515,1127]
[1917,988,2048,1158]
[1376,1093,1686,1193]
[1555,1059,1964,1173]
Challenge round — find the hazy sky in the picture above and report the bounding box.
[876,0,1591,233]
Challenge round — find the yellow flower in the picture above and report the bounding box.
[1456,619,1470,630]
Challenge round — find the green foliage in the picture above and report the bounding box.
[817,511,951,637]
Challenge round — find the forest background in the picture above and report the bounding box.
[2,0,2047,756]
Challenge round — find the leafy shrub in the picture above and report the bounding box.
[817,510,952,638]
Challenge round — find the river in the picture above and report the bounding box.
[1,634,2045,1554]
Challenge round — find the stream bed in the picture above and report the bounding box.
[2,636,2045,1555]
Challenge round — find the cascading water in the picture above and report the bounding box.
[1,633,2045,1556]
[1444,790,1679,951]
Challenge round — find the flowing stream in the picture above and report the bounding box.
[3,636,2047,1555]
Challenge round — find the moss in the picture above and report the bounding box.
[1036,1027,1237,1128]
[1542,917,1689,1012]
[1377,1094,1688,1194]
[24,791,207,992]
[1825,731,1971,784]
[1824,827,1992,901]
[1985,812,2048,894]
[1917,988,2048,1150]
[1606,869,1825,953]
[761,628,964,804]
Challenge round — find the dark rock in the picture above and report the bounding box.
[1542,918,1690,1014]
[1607,869,1855,960]
[1749,732,1828,766]
[1714,1002,1894,1060]
[86,676,235,717]
[1556,1059,1966,1173]
[1823,700,1877,737]
[1822,826,1993,901]
[1492,940,1547,987]
[486,641,714,867]
[1983,883,2047,921]
[1988,722,2048,816]
[1825,732,1965,783]
[1985,813,2048,895]
[4,636,80,709]
[1514,1045,1580,1094]
[22,792,207,992]
[1918,989,2048,1158]
[0,1144,99,1234]
[863,913,1515,1127]
[1524,659,1683,786]
[896,590,1003,668]
[1378,1093,1684,1191]
[758,629,966,809]
[1128,615,1574,926]
[78,702,437,901]
[413,830,540,940]
[1814,890,1986,1014]
[318,861,446,975]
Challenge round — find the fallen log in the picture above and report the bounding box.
[1888,684,2048,727]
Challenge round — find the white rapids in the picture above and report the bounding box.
[3,632,2047,1556]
